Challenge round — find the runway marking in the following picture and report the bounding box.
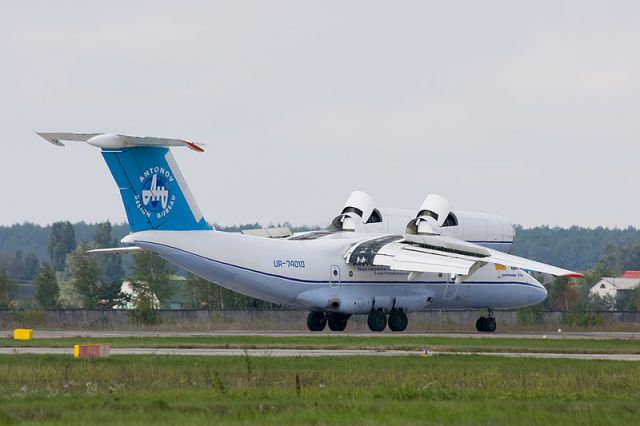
[15,330,640,340]
[2,347,640,361]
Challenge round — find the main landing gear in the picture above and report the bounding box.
[367,309,408,332]
[307,311,327,331]
[306,312,352,332]
[306,310,409,332]
[328,313,350,331]
[476,309,497,333]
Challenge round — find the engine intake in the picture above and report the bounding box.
[331,191,381,231]
[406,194,451,235]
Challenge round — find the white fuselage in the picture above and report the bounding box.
[127,228,546,314]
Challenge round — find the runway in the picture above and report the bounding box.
[14,330,640,340]
[2,347,640,361]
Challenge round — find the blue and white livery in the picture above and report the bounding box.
[39,132,583,332]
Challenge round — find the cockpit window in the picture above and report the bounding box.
[442,212,458,227]
[366,208,383,224]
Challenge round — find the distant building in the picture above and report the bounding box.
[621,271,640,279]
[117,275,190,310]
[589,274,640,300]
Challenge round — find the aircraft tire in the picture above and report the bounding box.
[367,310,387,332]
[327,313,350,332]
[485,317,497,332]
[475,317,497,333]
[307,311,327,332]
[388,309,408,332]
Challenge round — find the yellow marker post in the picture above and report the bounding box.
[13,329,33,340]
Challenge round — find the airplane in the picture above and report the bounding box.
[38,132,583,333]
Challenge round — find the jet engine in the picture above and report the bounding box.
[330,191,382,231]
[405,194,451,235]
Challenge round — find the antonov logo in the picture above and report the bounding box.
[135,167,177,219]
[142,174,169,210]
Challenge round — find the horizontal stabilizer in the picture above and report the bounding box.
[241,227,293,239]
[37,132,205,152]
[87,247,146,255]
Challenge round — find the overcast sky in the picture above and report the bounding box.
[1,1,638,229]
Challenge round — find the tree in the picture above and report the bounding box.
[616,288,640,311]
[67,242,101,308]
[93,221,124,284]
[185,274,225,309]
[129,252,174,305]
[0,270,15,308]
[2,250,40,281]
[35,263,60,308]
[48,221,77,271]
[546,276,579,310]
[23,252,40,280]
[96,280,126,309]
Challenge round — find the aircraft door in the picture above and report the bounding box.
[329,265,341,288]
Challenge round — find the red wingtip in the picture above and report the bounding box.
[184,140,205,152]
[564,273,584,278]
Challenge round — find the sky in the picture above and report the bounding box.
[1,1,639,228]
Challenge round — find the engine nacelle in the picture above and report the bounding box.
[406,194,451,235]
[331,191,382,231]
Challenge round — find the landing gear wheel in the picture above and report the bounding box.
[367,310,387,332]
[485,317,496,332]
[475,317,497,333]
[388,309,408,332]
[306,311,327,332]
[328,313,350,332]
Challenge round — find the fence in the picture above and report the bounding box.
[1,309,640,332]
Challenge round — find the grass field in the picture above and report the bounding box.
[0,354,639,425]
[2,334,640,354]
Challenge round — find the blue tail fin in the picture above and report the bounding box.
[101,147,211,232]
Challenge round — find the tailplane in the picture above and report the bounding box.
[38,133,212,232]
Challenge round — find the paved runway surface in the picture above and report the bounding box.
[1,347,640,360]
[15,330,640,340]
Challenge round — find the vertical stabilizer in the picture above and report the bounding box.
[101,147,211,232]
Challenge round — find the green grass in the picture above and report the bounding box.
[0,354,639,425]
[2,335,640,354]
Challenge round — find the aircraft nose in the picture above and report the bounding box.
[532,285,548,304]
[526,273,547,304]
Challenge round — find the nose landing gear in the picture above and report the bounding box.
[476,310,497,332]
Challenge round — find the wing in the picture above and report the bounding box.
[344,234,582,278]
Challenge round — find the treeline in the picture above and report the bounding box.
[510,225,640,271]
[2,221,640,318]
[0,221,316,315]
